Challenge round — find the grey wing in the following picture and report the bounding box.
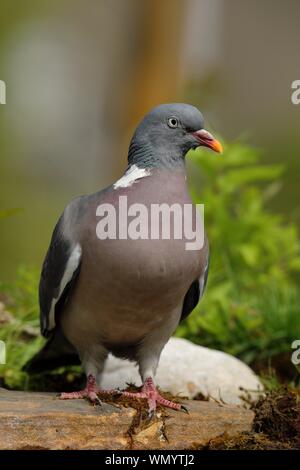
[39,215,82,337]
[180,254,210,322]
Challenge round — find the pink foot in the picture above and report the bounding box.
[59,374,101,404]
[121,377,187,414]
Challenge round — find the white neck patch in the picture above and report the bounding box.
[113,164,151,189]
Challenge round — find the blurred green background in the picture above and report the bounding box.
[0,0,299,389]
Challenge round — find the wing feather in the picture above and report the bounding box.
[39,216,82,337]
[180,254,209,322]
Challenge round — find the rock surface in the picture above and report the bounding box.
[102,338,263,405]
[0,388,254,450]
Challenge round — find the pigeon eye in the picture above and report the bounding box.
[167,117,179,128]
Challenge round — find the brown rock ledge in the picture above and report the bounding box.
[0,388,254,450]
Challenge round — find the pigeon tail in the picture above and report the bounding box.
[24,326,80,373]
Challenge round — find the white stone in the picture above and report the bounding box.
[101,337,263,405]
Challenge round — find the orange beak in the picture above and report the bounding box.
[192,129,223,154]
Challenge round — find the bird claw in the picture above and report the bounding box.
[91,396,102,406]
[180,405,189,414]
[147,409,155,420]
[58,374,102,404]
[118,378,186,414]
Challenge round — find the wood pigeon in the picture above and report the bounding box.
[27,103,222,413]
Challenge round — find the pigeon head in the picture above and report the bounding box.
[128,103,222,169]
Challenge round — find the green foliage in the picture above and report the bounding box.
[0,267,44,389]
[178,141,300,366]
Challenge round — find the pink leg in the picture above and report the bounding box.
[59,374,101,404]
[121,377,187,414]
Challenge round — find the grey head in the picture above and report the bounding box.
[128,103,222,169]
